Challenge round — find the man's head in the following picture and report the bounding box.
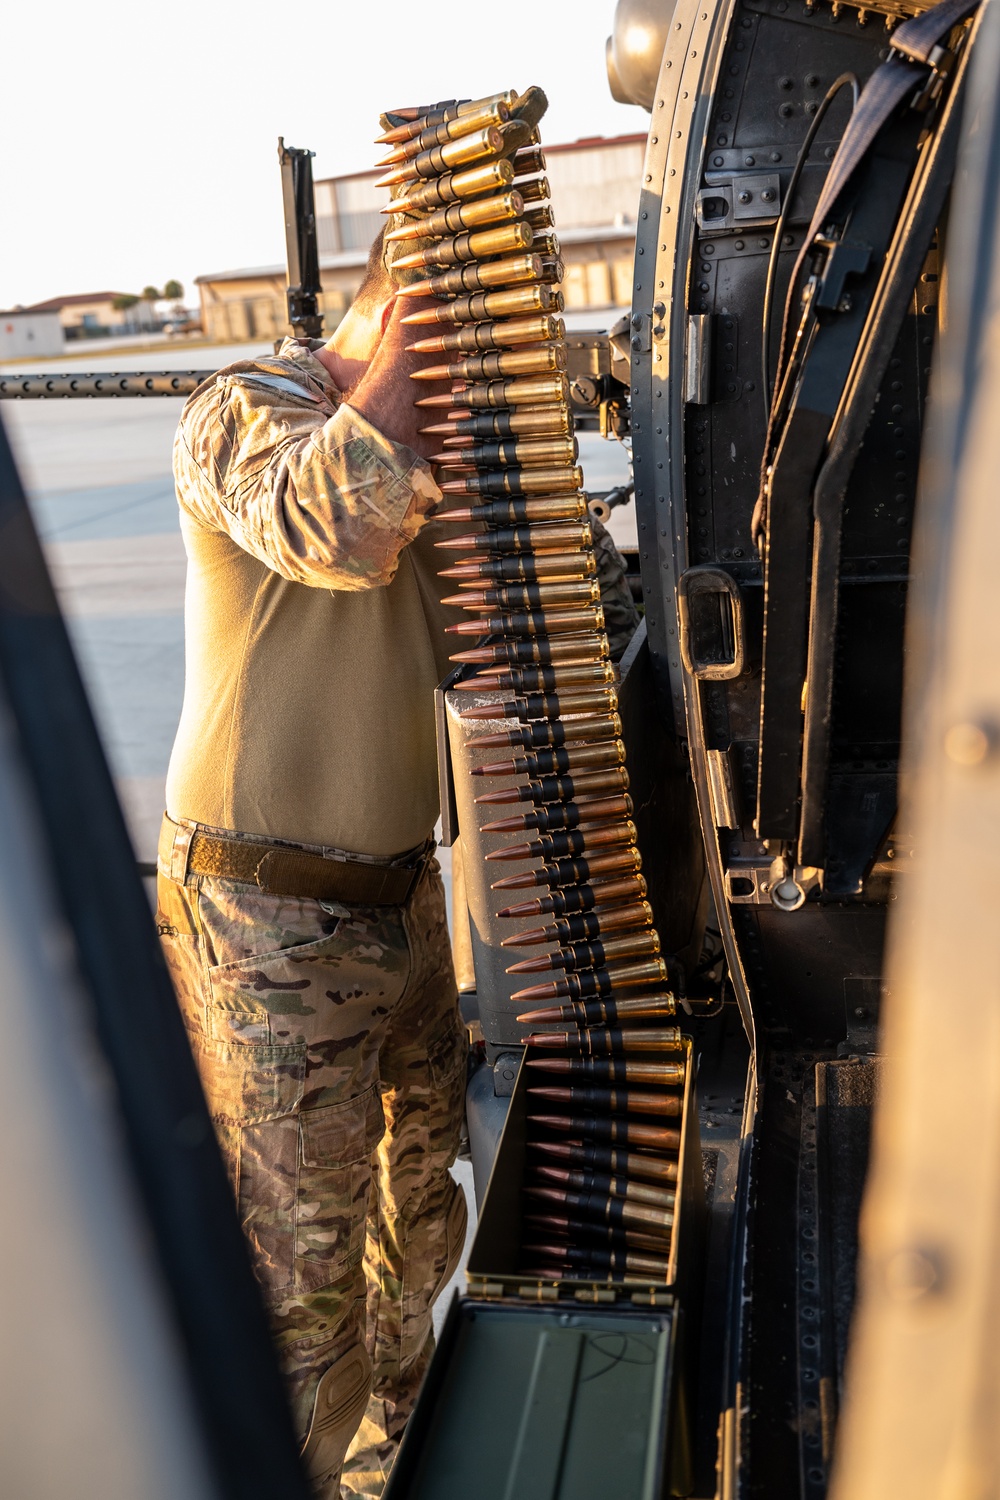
[352,227,395,331]
[316,228,397,389]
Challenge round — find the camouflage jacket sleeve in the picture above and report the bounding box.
[173,338,441,590]
[591,515,641,661]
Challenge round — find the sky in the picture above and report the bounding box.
[3,0,648,311]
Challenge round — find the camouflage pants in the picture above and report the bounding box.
[156,825,468,1498]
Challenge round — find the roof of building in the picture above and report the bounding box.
[22,292,135,312]
[195,246,372,286]
[0,306,63,319]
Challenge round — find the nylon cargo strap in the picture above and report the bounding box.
[158,816,426,906]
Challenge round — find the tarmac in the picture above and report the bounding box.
[1,334,634,1325]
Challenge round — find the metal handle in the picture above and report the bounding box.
[677,566,746,681]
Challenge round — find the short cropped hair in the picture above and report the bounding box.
[353,227,393,313]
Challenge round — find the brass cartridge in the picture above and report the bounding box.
[532,231,561,257]
[484,794,634,836]
[526,1056,685,1088]
[517,994,677,1025]
[526,1112,680,1153]
[513,144,546,176]
[499,895,650,940]
[491,846,642,892]
[468,707,621,748]
[472,738,626,780]
[400,282,559,325]
[434,435,577,468]
[532,1164,677,1211]
[526,1084,681,1118]
[428,405,572,440]
[476,769,630,810]
[524,1027,684,1056]
[392,221,533,271]
[445,604,605,639]
[454,656,616,689]
[451,635,608,668]
[523,1214,670,1256]
[527,1140,679,1188]
[459,685,616,720]
[377,89,519,141]
[384,190,524,242]
[439,464,583,495]
[488,819,637,863]
[377,98,511,160]
[516,175,551,205]
[415,373,569,409]
[408,312,565,354]
[439,550,594,584]
[524,202,555,230]
[412,344,566,380]
[525,1185,674,1237]
[375,125,504,187]
[511,955,667,999]
[397,252,544,298]
[521,1239,670,1278]
[494,872,647,917]
[446,578,600,611]
[384,158,514,215]
[507,927,659,972]
[435,495,588,526]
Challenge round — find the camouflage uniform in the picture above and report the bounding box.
[157,831,467,1498]
[589,516,640,661]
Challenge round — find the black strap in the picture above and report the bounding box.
[807,0,978,240]
[755,0,980,546]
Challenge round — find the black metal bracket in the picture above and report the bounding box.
[278,138,324,342]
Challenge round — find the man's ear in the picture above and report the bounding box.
[379,294,397,337]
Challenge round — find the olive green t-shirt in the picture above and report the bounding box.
[166,340,453,858]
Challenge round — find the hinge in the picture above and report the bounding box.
[684,314,713,404]
[467,1277,505,1300]
[630,1289,675,1307]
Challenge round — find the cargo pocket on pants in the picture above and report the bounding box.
[399,1174,468,1369]
[189,1033,307,1300]
[296,1085,386,1295]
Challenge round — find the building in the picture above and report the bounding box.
[195,133,646,344]
[22,292,159,340]
[0,309,64,360]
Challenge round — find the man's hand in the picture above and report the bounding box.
[347,297,450,464]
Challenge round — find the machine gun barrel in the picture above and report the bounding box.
[0,371,215,399]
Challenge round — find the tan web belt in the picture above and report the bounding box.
[159,816,426,907]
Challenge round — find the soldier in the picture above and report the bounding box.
[156,229,638,1498]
